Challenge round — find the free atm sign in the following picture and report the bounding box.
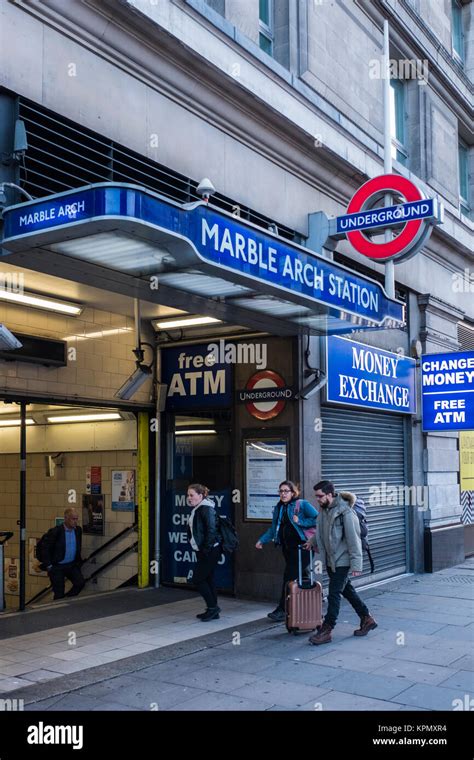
[421,351,474,431]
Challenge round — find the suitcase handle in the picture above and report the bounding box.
[298,543,316,588]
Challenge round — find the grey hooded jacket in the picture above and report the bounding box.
[310,491,363,573]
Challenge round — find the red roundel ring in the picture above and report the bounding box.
[245,370,286,421]
[346,174,425,261]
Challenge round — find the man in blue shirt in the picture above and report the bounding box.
[43,508,85,600]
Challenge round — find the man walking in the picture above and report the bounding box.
[306,481,377,645]
[42,508,85,600]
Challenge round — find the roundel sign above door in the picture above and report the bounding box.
[335,174,443,263]
[241,370,293,421]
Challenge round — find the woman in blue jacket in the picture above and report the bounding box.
[256,480,317,622]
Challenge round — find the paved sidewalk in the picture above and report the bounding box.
[1,560,473,711]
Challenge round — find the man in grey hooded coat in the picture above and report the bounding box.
[306,480,377,645]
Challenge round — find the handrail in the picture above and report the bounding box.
[84,542,138,582]
[82,523,137,564]
[25,525,138,607]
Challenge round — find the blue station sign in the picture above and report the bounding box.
[421,352,474,431]
[326,335,416,414]
[1,184,405,332]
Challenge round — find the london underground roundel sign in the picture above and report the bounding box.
[244,370,289,421]
[337,174,442,263]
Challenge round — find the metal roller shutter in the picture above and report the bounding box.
[321,406,407,580]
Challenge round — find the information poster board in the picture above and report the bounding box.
[460,431,474,526]
[245,438,288,521]
[82,494,105,535]
[4,557,19,595]
[112,470,135,511]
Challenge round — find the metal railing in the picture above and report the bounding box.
[26,524,138,607]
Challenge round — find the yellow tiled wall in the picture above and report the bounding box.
[0,302,154,404]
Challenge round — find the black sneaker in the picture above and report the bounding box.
[196,606,221,619]
[267,608,286,622]
[200,607,220,622]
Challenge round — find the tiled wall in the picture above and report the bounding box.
[0,301,154,404]
[1,450,137,608]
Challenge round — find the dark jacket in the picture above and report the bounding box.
[42,525,83,567]
[187,498,220,555]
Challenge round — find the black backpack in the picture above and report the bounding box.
[217,515,239,554]
[36,527,56,570]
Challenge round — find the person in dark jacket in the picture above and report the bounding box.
[187,483,222,622]
[256,480,318,622]
[42,508,85,600]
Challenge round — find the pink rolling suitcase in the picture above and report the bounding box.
[286,544,322,634]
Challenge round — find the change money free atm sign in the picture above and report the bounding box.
[421,351,474,431]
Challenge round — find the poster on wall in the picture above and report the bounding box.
[82,494,105,535]
[86,466,102,495]
[4,557,19,595]
[29,538,47,577]
[460,431,474,526]
[112,470,136,511]
[245,439,288,520]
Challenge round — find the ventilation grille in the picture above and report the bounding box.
[458,322,474,351]
[19,98,297,242]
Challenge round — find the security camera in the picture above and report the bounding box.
[0,324,22,351]
[196,178,216,202]
[295,370,327,400]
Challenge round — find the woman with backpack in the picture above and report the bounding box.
[255,480,318,622]
[187,483,222,622]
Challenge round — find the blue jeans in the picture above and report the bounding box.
[325,566,369,628]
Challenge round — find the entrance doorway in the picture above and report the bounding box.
[0,400,145,610]
[161,410,233,591]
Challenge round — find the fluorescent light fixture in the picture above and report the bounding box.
[47,413,122,423]
[175,429,217,435]
[115,364,152,401]
[0,418,35,427]
[63,327,133,342]
[154,316,221,330]
[0,290,83,315]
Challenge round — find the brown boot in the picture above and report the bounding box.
[353,614,377,636]
[309,622,333,645]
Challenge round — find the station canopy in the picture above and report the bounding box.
[1,183,405,336]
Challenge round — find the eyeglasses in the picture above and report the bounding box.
[279,489,292,494]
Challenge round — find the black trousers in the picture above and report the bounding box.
[193,545,222,608]
[49,562,85,600]
[278,543,311,610]
[324,566,369,628]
